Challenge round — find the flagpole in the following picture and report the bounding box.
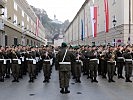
[128,0,131,45]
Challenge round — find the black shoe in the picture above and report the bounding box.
[16,80,19,82]
[43,80,47,83]
[111,79,115,82]
[93,79,98,83]
[12,80,16,82]
[119,76,124,79]
[29,80,32,82]
[114,72,117,76]
[60,88,65,94]
[126,79,132,83]
[108,80,112,83]
[65,88,70,94]
[47,80,50,83]
[0,79,4,82]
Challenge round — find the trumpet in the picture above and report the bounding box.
[110,51,116,62]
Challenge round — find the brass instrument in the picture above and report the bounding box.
[110,51,116,62]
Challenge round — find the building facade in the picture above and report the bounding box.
[0,0,46,46]
[64,0,133,46]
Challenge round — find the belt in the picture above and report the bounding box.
[107,61,116,65]
[90,59,99,64]
[90,59,98,61]
[12,59,21,64]
[117,57,124,59]
[0,59,6,64]
[59,62,71,64]
[125,59,132,62]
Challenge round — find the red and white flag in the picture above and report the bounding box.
[35,17,40,36]
[90,6,98,37]
[104,0,109,32]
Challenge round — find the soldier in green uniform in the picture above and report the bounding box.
[88,46,99,83]
[26,47,36,83]
[74,46,84,83]
[41,46,53,83]
[11,47,21,82]
[0,46,6,82]
[106,46,116,83]
[123,45,133,82]
[57,42,75,94]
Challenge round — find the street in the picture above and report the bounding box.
[0,67,133,100]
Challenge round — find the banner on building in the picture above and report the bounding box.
[104,0,109,32]
[35,17,40,36]
[90,6,98,37]
[81,19,84,41]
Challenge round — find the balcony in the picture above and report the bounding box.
[0,0,6,8]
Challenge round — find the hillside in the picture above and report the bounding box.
[31,6,70,42]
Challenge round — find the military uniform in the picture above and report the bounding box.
[106,49,116,82]
[41,50,53,83]
[57,43,75,94]
[74,51,84,83]
[11,50,21,82]
[123,49,132,82]
[88,49,99,83]
[0,51,6,82]
[115,49,124,79]
[26,50,36,82]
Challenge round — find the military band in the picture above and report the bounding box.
[0,43,133,94]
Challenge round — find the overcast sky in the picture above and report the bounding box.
[26,0,85,22]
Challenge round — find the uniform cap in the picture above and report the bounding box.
[61,42,67,47]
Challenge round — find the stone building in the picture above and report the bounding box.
[64,0,133,46]
[0,0,46,46]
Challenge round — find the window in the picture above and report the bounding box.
[2,7,7,18]
[14,14,17,25]
[5,35,8,46]
[22,21,24,30]
[27,25,29,30]
[27,39,29,45]
[14,1,17,11]
[22,10,24,17]
[14,38,18,45]
[112,0,116,5]
[27,16,29,22]
[31,40,33,46]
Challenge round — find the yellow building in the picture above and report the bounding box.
[0,0,46,46]
[64,0,133,46]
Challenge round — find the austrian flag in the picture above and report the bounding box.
[35,17,40,36]
[90,6,98,37]
[104,0,109,32]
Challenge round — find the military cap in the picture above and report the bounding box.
[61,42,67,47]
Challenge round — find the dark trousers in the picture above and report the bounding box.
[0,63,6,79]
[74,63,82,78]
[43,63,51,80]
[89,60,98,78]
[27,63,36,78]
[107,62,115,79]
[59,71,70,88]
[11,64,20,80]
[101,59,107,77]
[125,62,132,78]
[5,61,11,77]
[116,62,124,76]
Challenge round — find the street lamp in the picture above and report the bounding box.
[112,16,117,28]
[112,16,117,46]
